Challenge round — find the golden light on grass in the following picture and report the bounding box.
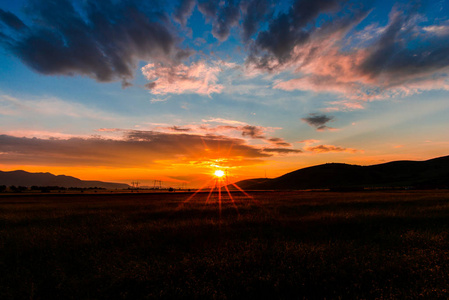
[176,135,258,219]
[177,163,258,221]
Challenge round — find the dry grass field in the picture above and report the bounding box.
[1,190,449,299]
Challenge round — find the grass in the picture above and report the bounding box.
[1,190,449,299]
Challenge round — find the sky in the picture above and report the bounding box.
[1,0,449,188]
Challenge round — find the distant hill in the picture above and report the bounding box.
[233,155,449,190]
[0,170,130,189]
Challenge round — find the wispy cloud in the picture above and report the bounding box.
[304,144,361,154]
[202,118,247,126]
[267,137,291,147]
[142,60,234,95]
[0,94,116,121]
[262,147,302,154]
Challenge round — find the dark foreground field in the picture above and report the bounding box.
[1,190,449,299]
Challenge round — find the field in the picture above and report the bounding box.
[1,190,449,299]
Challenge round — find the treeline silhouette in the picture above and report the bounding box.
[0,185,106,193]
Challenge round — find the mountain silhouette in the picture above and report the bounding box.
[0,170,130,189]
[233,155,449,190]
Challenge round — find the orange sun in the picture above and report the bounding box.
[214,170,225,177]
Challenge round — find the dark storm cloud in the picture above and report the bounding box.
[0,0,188,85]
[197,0,218,16]
[213,1,241,41]
[261,1,449,99]
[0,8,27,30]
[241,0,273,41]
[301,113,334,130]
[174,0,196,26]
[198,0,241,41]
[359,7,449,84]
[248,0,344,64]
[195,0,274,42]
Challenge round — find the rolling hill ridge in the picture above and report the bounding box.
[0,170,129,189]
[234,155,449,190]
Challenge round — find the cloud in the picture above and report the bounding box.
[155,122,284,144]
[297,139,320,144]
[324,100,365,112]
[247,0,352,68]
[358,9,449,88]
[301,113,334,131]
[198,0,241,41]
[241,125,265,139]
[202,118,247,126]
[240,0,273,41]
[0,131,272,168]
[423,24,449,36]
[100,121,293,155]
[142,60,225,95]
[0,8,27,30]
[0,1,189,85]
[0,94,115,121]
[267,137,291,147]
[304,144,360,153]
[159,126,192,132]
[262,147,302,154]
[250,1,449,103]
[174,0,196,26]
[175,0,274,43]
[97,128,123,133]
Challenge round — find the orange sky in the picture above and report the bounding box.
[1,0,449,188]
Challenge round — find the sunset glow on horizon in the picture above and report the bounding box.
[214,170,225,178]
[1,0,449,188]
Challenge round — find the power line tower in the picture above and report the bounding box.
[131,181,140,189]
[153,180,162,189]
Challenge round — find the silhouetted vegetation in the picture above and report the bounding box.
[8,185,27,193]
[1,190,449,299]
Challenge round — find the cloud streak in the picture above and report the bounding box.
[304,144,360,153]
[0,94,116,121]
[0,131,271,168]
[262,147,302,154]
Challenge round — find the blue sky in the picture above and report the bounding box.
[1,0,449,186]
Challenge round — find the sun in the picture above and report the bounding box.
[214,170,225,177]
